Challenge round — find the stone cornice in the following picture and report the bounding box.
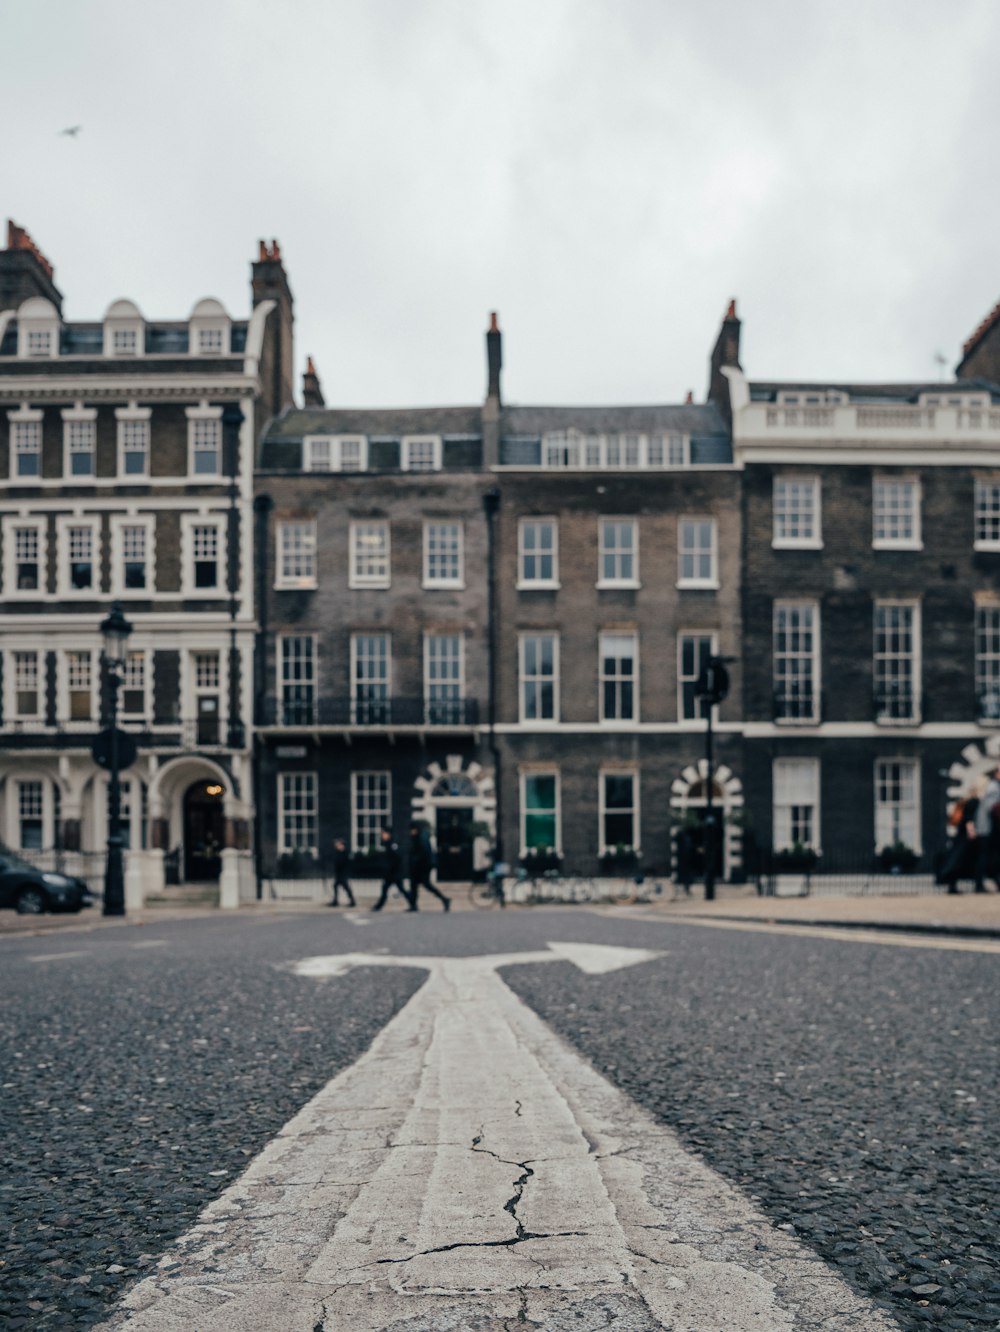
[0,375,258,404]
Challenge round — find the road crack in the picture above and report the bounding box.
[374,1230,583,1264]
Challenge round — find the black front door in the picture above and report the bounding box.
[183,781,225,881]
[435,808,474,882]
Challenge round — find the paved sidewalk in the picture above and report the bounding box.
[4,883,1000,938]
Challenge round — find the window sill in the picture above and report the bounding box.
[772,539,823,551]
[596,580,641,590]
[974,541,1000,553]
[516,581,561,591]
[872,541,922,551]
[349,581,391,590]
[677,580,720,591]
[422,580,466,591]
[275,581,318,592]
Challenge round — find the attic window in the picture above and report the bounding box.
[303,435,367,472]
[113,328,138,355]
[26,329,52,357]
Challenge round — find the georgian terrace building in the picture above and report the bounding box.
[0,222,295,905]
[254,316,744,885]
[720,297,1000,870]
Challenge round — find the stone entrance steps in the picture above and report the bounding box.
[144,884,219,907]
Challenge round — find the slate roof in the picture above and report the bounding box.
[0,320,248,358]
[499,403,728,436]
[262,405,484,440]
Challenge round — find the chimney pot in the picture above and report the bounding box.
[726,299,737,320]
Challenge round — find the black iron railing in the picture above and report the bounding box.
[257,696,480,727]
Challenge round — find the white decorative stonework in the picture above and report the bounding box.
[946,737,1000,799]
[411,756,496,871]
[670,759,744,878]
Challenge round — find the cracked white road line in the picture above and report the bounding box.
[97,944,895,1332]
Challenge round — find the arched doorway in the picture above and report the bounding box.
[411,757,495,881]
[183,780,225,881]
[670,760,744,880]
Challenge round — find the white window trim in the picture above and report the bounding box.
[539,431,688,470]
[349,520,391,589]
[351,770,392,854]
[118,647,153,725]
[517,517,560,590]
[350,633,392,704]
[3,515,48,598]
[401,434,443,472]
[598,630,639,724]
[422,521,465,589]
[275,519,318,590]
[186,405,224,480]
[596,517,640,589]
[18,315,59,361]
[773,600,821,725]
[973,477,1000,552]
[6,773,57,850]
[423,632,466,708]
[677,516,719,590]
[874,757,922,855]
[109,514,157,598]
[277,771,318,855]
[278,633,318,711]
[7,406,44,481]
[55,514,101,597]
[599,767,640,855]
[677,630,718,723]
[872,475,923,551]
[519,766,562,857]
[181,647,228,731]
[4,648,44,724]
[303,435,368,472]
[104,319,144,358]
[190,319,231,357]
[772,756,822,853]
[873,599,922,725]
[180,513,226,598]
[115,405,151,478]
[772,474,823,550]
[518,632,560,724]
[61,405,97,480]
[58,645,100,730]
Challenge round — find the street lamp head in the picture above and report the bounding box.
[100,603,133,663]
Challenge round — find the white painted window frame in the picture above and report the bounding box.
[772,475,822,549]
[303,435,368,472]
[55,514,101,597]
[677,516,719,589]
[874,757,921,854]
[180,513,226,597]
[351,770,391,854]
[517,517,559,589]
[599,768,640,855]
[873,599,921,725]
[116,406,151,478]
[59,646,100,728]
[62,406,97,479]
[519,767,561,857]
[186,405,223,479]
[8,407,43,480]
[401,434,443,472]
[422,521,464,588]
[3,515,48,598]
[424,632,465,716]
[974,477,1000,551]
[518,632,560,724]
[597,517,639,588]
[772,757,821,852]
[872,475,922,550]
[773,600,820,724]
[277,771,318,855]
[275,519,318,590]
[6,648,43,722]
[349,520,390,588]
[677,630,717,723]
[109,514,156,598]
[598,630,638,723]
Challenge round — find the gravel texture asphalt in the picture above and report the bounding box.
[1,906,998,1331]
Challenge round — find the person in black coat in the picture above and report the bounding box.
[371,827,414,911]
[408,822,450,912]
[328,836,356,907]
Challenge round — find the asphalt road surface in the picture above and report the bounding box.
[0,906,997,1330]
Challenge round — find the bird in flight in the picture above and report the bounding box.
[58,126,82,137]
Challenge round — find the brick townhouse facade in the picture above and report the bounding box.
[0,222,294,904]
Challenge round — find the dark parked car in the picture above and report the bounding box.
[0,850,94,914]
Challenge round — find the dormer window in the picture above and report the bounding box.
[16,297,60,360]
[103,300,144,357]
[401,435,442,471]
[303,435,368,472]
[189,298,231,356]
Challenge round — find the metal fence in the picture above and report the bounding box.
[0,846,109,892]
[755,848,950,898]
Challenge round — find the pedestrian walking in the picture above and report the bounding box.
[370,827,414,912]
[971,764,1000,893]
[328,836,356,907]
[408,821,451,912]
[674,826,695,897]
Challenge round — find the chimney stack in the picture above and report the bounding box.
[706,297,742,427]
[486,311,502,405]
[302,355,325,407]
[251,238,295,422]
[0,219,63,314]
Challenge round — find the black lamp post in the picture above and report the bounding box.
[101,603,133,916]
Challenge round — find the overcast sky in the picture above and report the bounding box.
[5,0,1000,407]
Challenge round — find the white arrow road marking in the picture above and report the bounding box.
[98,945,894,1332]
[27,949,90,963]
